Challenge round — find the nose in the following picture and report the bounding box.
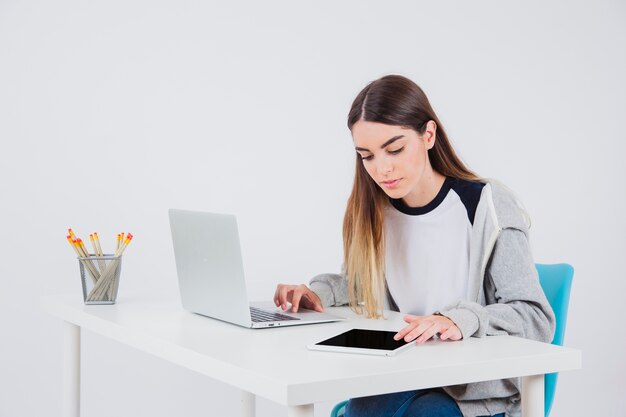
[376,158,393,177]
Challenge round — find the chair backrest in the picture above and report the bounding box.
[535,263,574,417]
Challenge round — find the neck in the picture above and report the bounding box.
[401,168,446,208]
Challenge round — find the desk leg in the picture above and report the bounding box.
[521,374,544,417]
[287,404,314,417]
[63,321,81,417]
[241,391,255,417]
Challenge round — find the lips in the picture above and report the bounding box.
[381,179,401,189]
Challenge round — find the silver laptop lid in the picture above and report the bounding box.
[169,209,252,327]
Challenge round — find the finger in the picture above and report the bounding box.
[415,323,440,344]
[394,320,419,340]
[438,320,454,340]
[395,315,421,339]
[403,314,418,323]
[439,328,450,340]
[278,286,293,310]
[404,321,435,343]
[394,323,411,340]
[303,291,324,312]
[291,287,305,312]
[273,285,283,306]
[440,325,462,341]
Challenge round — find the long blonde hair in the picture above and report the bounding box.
[344,75,480,318]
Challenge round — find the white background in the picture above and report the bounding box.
[1,1,624,416]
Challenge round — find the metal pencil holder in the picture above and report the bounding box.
[79,254,122,304]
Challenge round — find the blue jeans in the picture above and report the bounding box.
[344,389,505,417]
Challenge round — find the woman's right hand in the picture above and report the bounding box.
[273,284,324,313]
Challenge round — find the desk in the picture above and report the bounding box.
[42,295,581,417]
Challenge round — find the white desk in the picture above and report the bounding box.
[41,295,581,417]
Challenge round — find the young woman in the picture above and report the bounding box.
[273,74,555,417]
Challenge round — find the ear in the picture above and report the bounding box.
[422,120,437,150]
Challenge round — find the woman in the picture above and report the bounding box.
[274,74,555,417]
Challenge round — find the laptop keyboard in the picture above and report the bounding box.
[250,306,301,322]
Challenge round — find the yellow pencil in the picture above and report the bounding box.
[112,232,131,299]
[91,233,133,301]
[114,233,133,257]
[69,229,134,302]
[93,232,104,256]
[73,237,99,285]
[67,235,81,256]
[78,238,90,257]
[74,238,87,257]
[93,232,107,277]
[89,234,98,255]
[89,234,103,273]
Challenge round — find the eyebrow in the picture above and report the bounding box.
[355,135,405,152]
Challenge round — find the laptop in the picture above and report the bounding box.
[168,209,345,328]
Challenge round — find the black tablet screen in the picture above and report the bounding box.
[316,329,407,351]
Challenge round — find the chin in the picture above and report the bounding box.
[381,187,407,200]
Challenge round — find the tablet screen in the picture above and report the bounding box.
[315,329,407,351]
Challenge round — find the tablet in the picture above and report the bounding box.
[307,328,415,356]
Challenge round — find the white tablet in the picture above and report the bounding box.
[307,328,415,357]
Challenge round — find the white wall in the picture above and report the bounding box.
[1,1,624,416]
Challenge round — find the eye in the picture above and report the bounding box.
[389,146,404,155]
[361,155,373,161]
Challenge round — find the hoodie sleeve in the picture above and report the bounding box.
[438,228,556,343]
[309,271,349,307]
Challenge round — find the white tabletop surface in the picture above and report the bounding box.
[41,294,582,407]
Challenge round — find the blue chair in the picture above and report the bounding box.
[535,263,574,416]
[330,263,574,417]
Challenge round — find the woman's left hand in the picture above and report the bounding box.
[394,314,462,344]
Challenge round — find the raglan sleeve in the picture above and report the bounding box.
[309,269,349,307]
[437,227,556,342]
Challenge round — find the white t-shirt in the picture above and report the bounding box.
[384,177,485,315]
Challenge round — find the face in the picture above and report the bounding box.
[352,120,438,204]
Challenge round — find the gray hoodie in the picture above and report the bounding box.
[308,180,556,417]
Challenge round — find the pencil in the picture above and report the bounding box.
[79,238,91,257]
[114,233,133,257]
[73,237,99,285]
[89,234,102,274]
[75,238,87,257]
[93,232,103,256]
[111,233,132,298]
[89,233,133,301]
[87,259,119,301]
[68,228,132,302]
[89,234,98,255]
[93,232,108,277]
[67,235,81,256]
